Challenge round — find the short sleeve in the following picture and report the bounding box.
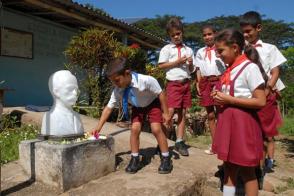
[106,90,120,108]
[146,76,162,95]
[195,50,203,68]
[158,46,170,64]
[246,64,265,92]
[269,45,287,70]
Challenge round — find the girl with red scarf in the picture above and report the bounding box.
[211,29,266,196]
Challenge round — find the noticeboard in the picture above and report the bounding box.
[0,27,33,59]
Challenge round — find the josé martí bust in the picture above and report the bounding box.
[41,70,84,136]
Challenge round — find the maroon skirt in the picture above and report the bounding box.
[212,106,263,167]
[257,93,282,137]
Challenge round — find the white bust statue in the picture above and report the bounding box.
[41,70,84,136]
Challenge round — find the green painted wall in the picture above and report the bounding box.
[0,9,77,106]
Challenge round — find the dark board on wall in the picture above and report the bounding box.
[0,27,33,59]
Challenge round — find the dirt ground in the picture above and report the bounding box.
[187,133,294,195]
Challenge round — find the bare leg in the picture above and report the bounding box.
[267,137,275,160]
[130,122,142,153]
[206,106,216,141]
[240,166,259,196]
[151,123,169,153]
[176,108,186,140]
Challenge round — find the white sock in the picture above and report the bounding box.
[176,138,183,143]
[131,153,139,157]
[161,152,169,157]
[223,185,236,196]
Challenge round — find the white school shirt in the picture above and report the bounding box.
[254,39,287,91]
[195,46,226,76]
[158,43,196,81]
[107,73,162,108]
[222,60,265,98]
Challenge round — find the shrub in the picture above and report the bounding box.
[65,28,148,118]
[64,28,121,116]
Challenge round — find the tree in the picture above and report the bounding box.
[135,15,294,51]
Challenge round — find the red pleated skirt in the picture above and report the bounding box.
[257,93,282,137]
[212,106,263,167]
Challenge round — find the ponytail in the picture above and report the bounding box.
[244,45,268,83]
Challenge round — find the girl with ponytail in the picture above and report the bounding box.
[211,28,266,196]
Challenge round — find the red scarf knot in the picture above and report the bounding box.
[221,54,249,87]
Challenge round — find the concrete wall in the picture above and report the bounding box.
[0,8,77,106]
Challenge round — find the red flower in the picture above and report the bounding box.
[129,43,140,49]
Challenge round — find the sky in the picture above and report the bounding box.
[75,0,294,23]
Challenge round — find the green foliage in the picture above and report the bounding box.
[146,63,166,87]
[0,114,19,130]
[135,15,183,40]
[64,28,121,115]
[135,15,294,50]
[279,116,294,136]
[262,19,294,49]
[116,44,148,74]
[65,28,149,118]
[282,47,294,69]
[0,114,39,165]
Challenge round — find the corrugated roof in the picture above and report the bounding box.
[2,0,167,49]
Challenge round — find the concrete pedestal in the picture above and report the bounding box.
[19,137,115,192]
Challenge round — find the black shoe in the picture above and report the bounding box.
[175,141,189,156]
[158,156,173,174]
[125,155,141,174]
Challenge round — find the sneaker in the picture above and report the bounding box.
[204,149,215,155]
[158,156,173,174]
[125,155,141,174]
[264,158,274,173]
[204,145,215,155]
[265,158,274,169]
[175,141,189,156]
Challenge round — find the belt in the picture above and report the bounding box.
[167,78,190,84]
[203,75,220,82]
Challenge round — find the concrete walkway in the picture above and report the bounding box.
[1,107,222,195]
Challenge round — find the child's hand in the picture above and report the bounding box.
[212,91,232,105]
[176,56,187,66]
[89,128,101,138]
[186,56,193,65]
[162,113,172,127]
[196,83,201,96]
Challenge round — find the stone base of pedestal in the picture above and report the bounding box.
[19,137,115,192]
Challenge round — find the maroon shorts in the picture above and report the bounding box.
[257,93,282,137]
[166,80,191,109]
[199,76,221,107]
[131,98,162,123]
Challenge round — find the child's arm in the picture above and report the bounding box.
[195,68,202,96]
[267,45,287,93]
[212,85,266,109]
[91,106,113,135]
[91,90,118,134]
[158,91,172,126]
[267,67,279,91]
[158,56,188,69]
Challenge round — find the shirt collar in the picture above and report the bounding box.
[254,39,263,45]
[170,42,186,48]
